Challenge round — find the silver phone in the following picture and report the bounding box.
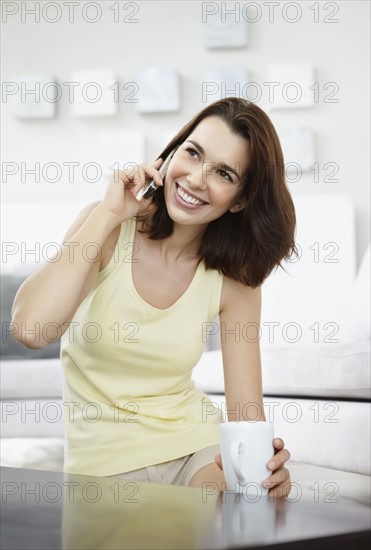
[136,148,176,201]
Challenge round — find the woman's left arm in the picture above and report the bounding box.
[216,278,291,498]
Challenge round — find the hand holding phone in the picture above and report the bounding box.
[136,148,176,201]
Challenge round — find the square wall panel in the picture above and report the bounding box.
[268,63,315,109]
[95,130,145,177]
[278,128,316,172]
[136,68,181,113]
[70,70,118,117]
[202,67,250,103]
[12,74,57,119]
[203,3,248,49]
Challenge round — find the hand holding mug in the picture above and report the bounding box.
[218,422,291,498]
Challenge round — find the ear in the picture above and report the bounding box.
[229,199,247,213]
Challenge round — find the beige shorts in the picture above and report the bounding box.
[107,444,221,487]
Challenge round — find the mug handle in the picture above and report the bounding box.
[231,440,247,481]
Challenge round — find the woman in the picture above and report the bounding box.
[12,98,296,497]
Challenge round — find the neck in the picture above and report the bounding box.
[157,222,208,263]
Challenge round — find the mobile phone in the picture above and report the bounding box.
[135,148,176,201]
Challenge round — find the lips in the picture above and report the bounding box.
[175,183,208,207]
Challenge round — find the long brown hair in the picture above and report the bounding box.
[137,97,298,288]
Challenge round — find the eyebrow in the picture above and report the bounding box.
[186,139,241,181]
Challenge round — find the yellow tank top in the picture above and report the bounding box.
[61,217,224,477]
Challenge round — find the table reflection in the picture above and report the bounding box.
[2,467,369,550]
[61,473,278,549]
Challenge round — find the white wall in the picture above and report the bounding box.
[1,0,370,266]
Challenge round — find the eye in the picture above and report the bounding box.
[185,146,199,159]
[218,169,233,182]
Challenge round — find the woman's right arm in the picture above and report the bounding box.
[11,160,164,349]
[11,202,122,348]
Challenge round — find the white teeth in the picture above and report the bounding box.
[176,185,206,206]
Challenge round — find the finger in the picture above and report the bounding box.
[148,162,166,185]
[273,437,285,451]
[117,162,163,189]
[137,164,164,192]
[152,157,164,168]
[267,480,292,500]
[128,166,152,199]
[214,454,223,471]
[267,448,291,471]
[114,168,136,186]
[263,466,290,489]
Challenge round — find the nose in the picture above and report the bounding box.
[186,163,208,191]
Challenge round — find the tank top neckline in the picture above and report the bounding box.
[126,217,204,314]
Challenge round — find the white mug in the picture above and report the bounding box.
[220,421,274,496]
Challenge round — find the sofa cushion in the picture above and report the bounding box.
[342,243,370,342]
[0,398,65,438]
[261,340,371,398]
[193,342,371,399]
[0,438,64,471]
[0,358,63,399]
[1,274,61,359]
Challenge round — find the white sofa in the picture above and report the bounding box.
[1,194,370,504]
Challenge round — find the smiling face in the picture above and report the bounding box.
[163,116,250,228]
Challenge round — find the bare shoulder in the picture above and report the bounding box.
[220,276,261,316]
